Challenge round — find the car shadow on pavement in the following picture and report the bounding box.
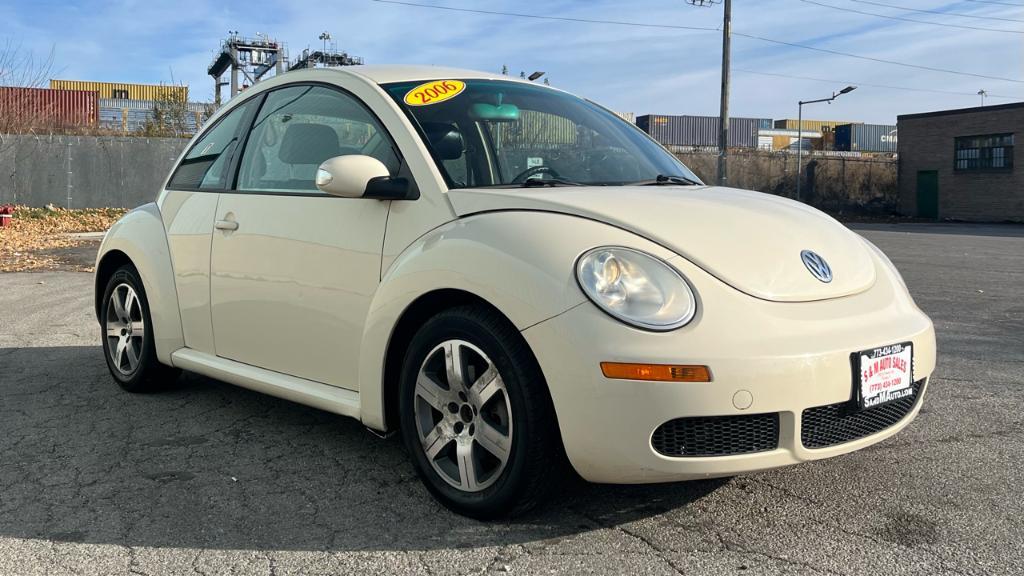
[0,346,726,552]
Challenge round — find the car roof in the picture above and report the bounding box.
[309,64,527,86]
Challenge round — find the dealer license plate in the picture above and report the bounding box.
[854,342,914,409]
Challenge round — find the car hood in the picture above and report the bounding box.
[447,185,875,302]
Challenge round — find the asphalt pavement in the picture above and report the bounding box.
[0,222,1021,575]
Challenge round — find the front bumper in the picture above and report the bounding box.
[522,254,936,484]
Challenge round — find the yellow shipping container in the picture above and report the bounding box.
[773,119,859,132]
[772,135,794,151]
[49,80,188,102]
[769,135,824,151]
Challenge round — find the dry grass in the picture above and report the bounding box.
[0,205,127,272]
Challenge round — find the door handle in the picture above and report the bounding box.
[214,219,239,231]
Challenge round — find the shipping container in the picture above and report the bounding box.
[834,123,897,153]
[755,128,824,152]
[50,80,188,102]
[636,115,771,149]
[773,119,859,132]
[776,136,817,152]
[98,99,213,134]
[0,86,99,130]
[613,111,635,124]
[98,98,210,113]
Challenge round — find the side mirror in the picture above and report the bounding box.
[315,155,390,198]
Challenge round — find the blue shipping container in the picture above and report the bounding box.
[835,123,897,153]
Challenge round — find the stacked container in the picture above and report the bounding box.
[773,119,859,132]
[636,115,772,149]
[49,80,188,102]
[0,86,99,130]
[98,98,212,134]
[834,123,898,153]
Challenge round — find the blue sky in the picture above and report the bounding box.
[1,0,1021,124]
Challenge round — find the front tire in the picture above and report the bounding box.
[399,305,566,519]
[100,265,179,392]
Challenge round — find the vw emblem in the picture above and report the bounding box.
[800,250,833,283]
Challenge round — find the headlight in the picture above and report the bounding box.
[575,247,696,331]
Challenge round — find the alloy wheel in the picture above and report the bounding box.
[105,283,146,375]
[413,339,513,492]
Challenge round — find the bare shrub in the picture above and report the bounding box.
[675,150,897,215]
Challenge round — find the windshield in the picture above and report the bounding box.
[383,79,702,188]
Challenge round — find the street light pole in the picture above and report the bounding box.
[795,85,857,202]
[798,101,804,201]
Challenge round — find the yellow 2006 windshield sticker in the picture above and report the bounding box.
[404,80,466,106]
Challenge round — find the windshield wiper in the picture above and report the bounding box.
[626,174,701,186]
[520,178,583,187]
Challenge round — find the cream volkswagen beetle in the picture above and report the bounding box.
[95,65,936,518]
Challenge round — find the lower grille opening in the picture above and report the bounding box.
[651,413,780,457]
[801,379,926,449]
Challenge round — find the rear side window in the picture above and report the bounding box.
[167,97,258,190]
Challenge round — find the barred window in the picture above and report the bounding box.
[954,133,1014,171]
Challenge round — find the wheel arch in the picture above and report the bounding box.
[94,249,133,321]
[94,203,184,364]
[379,289,507,432]
[357,211,678,433]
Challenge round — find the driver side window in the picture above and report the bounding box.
[236,85,400,193]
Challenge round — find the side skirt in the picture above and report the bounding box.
[169,348,361,420]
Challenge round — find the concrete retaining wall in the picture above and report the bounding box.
[0,134,188,208]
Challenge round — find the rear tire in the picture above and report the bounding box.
[100,265,180,392]
[399,305,566,519]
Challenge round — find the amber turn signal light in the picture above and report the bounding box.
[600,362,712,382]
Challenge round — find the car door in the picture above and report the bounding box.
[161,96,260,355]
[209,84,402,389]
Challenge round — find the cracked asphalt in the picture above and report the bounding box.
[1,222,1022,575]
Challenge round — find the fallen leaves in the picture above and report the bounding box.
[0,205,127,272]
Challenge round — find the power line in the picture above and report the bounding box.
[371,0,1024,84]
[729,31,1024,83]
[735,68,1024,100]
[849,0,1024,23]
[370,0,719,32]
[798,0,1024,33]
[962,0,1024,6]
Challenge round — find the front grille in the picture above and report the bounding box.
[801,379,925,449]
[651,413,780,457]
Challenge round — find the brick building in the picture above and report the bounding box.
[897,102,1022,222]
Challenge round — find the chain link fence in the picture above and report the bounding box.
[1,134,898,213]
[676,151,898,215]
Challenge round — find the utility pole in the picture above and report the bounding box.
[687,0,730,186]
[718,0,731,187]
[978,89,987,106]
